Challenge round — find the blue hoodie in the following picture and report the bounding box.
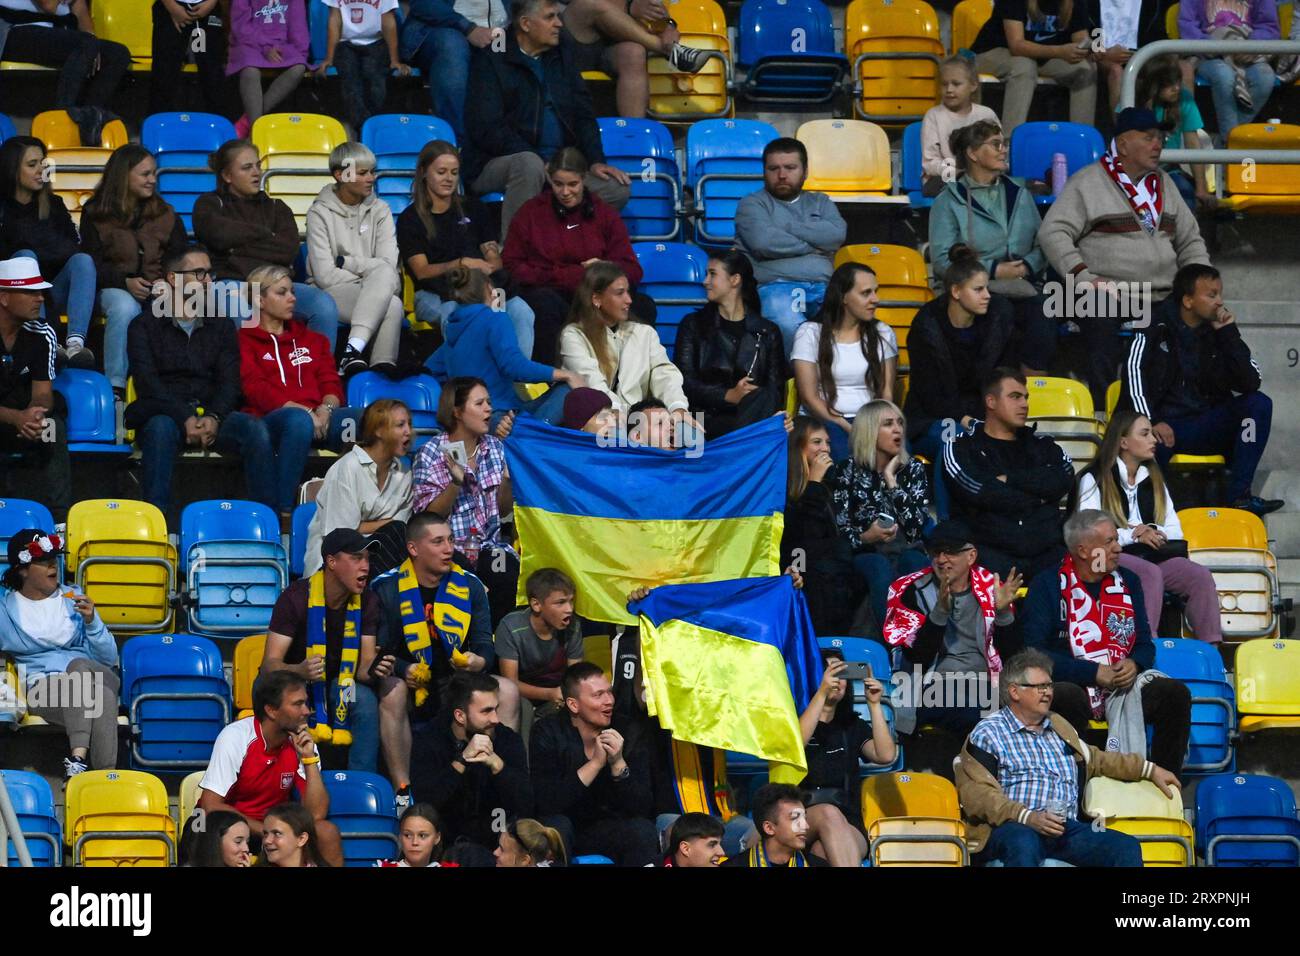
[0,589,117,686]
[426,303,556,414]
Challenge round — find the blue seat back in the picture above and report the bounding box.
[180,499,281,572]
[362,114,456,208]
[323,770,399,866]
[291,501,317,579]
[684,119,778,247]
[143,112,234,233]
[121,634,231,770]
[632,241,709,354]
[0,112,18,144]
[901,121,926,197]
[1196,773,1300,866]
[180,500,288,636]
[347,372,442,451]
[1,770,61,866]
[0,498,58,582]
[597,117,680,241]
[737,0,845,101]
[574,854,615,864]
[52,370,125,448]
[1009,121,1105,185]
[1154,638,1236,774]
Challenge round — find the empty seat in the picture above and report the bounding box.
[66,769,177,866]
[233,633,267,720]
[143,112,236,233]
[180,499,289,637]
[346,372,442,452]
[1026,376,1101,472]
[1235,638,1300,734]
[899,121,931,209]
[796,119,900,202]
[1083,778,1194,866]
[1222,122,1300,214]
[323,770,400,866]
[1,769,62,867]
[361,113,456,213]
[845,0,943,125]
[1180,507,1283,640]
[632,241,709,354]
[685,118,778,248]
[121,633,232,770]
[66,499,177,633]
[647,0,732,119]
[51,370,134,455]
[178,770,205,834]
[1195,773,1300,866]
[860,771,968,865]
[252,113,348,229]
[1153,638,1235,774]
[736,0,847,103]
[1009,121,1106,204]
[0,498,57,582]
[598,117,681,241]
[290,503,317,580]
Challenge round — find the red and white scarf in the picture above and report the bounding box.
[1059,553,1138,716]
[1101,149,1162,234]
[883,566,1004,676]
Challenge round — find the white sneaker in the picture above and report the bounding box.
[63,756,88,780]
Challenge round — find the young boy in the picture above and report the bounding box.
[494,568,585,735]
[315,0,411,135]
[662,813,726,867]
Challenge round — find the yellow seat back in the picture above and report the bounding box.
[1105,379,1121,418]
[252,113,347,230]
[1179,507,1269,550]
[1236,639,1300,723]
[797,119,893,197]
[951,0,993,52]
[861,772,967,865]
[178,770,205,832]
[234,633,267,717]
[1105,816,1195,866]
[66,770,177,866]
[1165,4,1180,37]
[66,499,176,632]
[1027,376,1095,418]
[1084,779,1192,866]
[91,0,154,70]
[846,0,943,123]
[1227,123,1300,195]
[33,110,128,150]
[648,0,732,118]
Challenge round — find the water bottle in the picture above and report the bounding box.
[1051,152,1068,197]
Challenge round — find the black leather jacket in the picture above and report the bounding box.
[673,304,787,412]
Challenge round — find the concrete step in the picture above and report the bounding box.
[1279,558,1300,587]
[1267,514,1300,558]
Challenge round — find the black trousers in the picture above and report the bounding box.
[697,383,784,437]
[976,542,1064,583]
[334,38,390,132]
[0,412,71,524]
[543,814,660,867]
[1051,677,1192,779]
[474,545,521,629]
[1,24,130,108]
[149,1,231,115]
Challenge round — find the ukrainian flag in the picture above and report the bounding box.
[505,414,786,625]
[629,576,822,782]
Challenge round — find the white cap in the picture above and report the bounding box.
[0,257,52,291]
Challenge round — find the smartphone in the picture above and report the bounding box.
[837,661,872,681]
[875,513,896,530]
[446,440,468,468]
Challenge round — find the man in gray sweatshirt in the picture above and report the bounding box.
[734,137,847,355]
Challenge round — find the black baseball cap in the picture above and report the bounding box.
[321,528,380,562]
[924,519,975,554]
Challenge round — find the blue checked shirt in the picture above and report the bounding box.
[967,707,1078,814]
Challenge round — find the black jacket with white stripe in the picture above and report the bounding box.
[1119,298,1262,423]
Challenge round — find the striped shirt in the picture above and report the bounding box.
[967,707,1078,816]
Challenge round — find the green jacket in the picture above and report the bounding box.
[928,174,1046,284]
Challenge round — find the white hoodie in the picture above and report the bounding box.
[304,183,401,294]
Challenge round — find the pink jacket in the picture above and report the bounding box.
[226,0,310,75]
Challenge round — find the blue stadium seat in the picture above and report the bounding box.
[362,113,456,215]
[1,770,62,866]
[291,501,317,579]
[685,119,778,249]
[142,112,235,234]
[900,121,932,209]
[1008,121,1105,206]
[1196,773,1300,866]
[597,117,681,241]
[0,498,58,583]
[736,0,847,103]
[573,854,616,864]
[0,112,17,144]
[323,770,400,866]
[632,241,709,356]
[121,633,232,771]
[51,370,132,455]
[346,371,442,452]
[180,500,289,637]
[1153,638,1235,774]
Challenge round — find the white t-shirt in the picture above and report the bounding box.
[791,320,899,418]
[13,591,75,648]
[322,0,398,44]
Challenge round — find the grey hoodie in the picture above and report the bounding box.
[304,183,401,292]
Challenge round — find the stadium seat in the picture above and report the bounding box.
[1082,778,1195,866]
[346,371,442,452]
[818,636,904,772]
[1153,638,1236,774]
[860,771,968,865]
[951,0,991,53]
[121,633,232,770]
[233,633,267,721]
[685,118,778,248]
[900,121,932,209]
[33,109,129,151]
[1180,507,1283,640]
[178,770,204,834]
[143,112,236,234]
[91,0,156,71]
[66,499,177,634]
[1195,773,1300,866]
[833,244,928,366]
[632,241,709,354]
[646,0,732,119]
[845,0,943,125]
[0,498,57,582]
[796,119,901,202]
[1235,638,1300,734]
[361,113,456,215]
[51,370,133,455]
[598,117,681,241]
[33,110,126,226]
[252,113,348,229]
[1009,122,1106,204]
[0,112,17,144]
[290,503,316,580]
[1026,376,1101,472]
[1103,380,1226,471]
[573,854,616,864]
[323,770,400,866]
[66,769,177,866]
[1222,123,1300,214]
[1,769,62,867]
[736,0,847,103]
[180,500,289,637]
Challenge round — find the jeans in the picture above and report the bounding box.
[416,290,538,361]
[511,384,571,427]
[656,812,754,857]
[210,279,340,349]
[853,547,931,632]
[259,405,360,512]
[137,410,277,513]
[13,250,96,341]
[334,39,390,133]
[0,24,131,108]
[100,288,145,389]
[1158,391,1272,502]
[759,281,826,356]
[148,0,229,115]
[1196,58,1275,141]
[976,817,1144,867]
[406,26,472,141]
[1052,678,1192,779]
[345,682,381,773]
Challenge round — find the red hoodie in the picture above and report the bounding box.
[239,320,343,416]
[502,190,643,294]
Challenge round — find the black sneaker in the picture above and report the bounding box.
[66,341,96,369]
[338,346,368,378]
[667,42,710,74]
[394,785,412,812]
[369,362,399,380]
[63,755,88,780]
[1232,495,1285,517]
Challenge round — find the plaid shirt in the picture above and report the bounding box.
[967,707,1078,814]
[411,433,511,564]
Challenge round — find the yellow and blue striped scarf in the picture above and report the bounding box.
[306,571,362,745]
[749,841,808,867]
[396,558,474,704]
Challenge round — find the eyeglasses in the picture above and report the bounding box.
[174,268,210,280]
[927,545,973,558]
[982,139,1008,151]
[1015,682,1054,693]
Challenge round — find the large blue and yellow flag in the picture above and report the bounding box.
[505,414,786,625]
[629,575,822,783]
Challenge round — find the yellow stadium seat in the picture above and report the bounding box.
[648,0,733,120]
[66,770,177,866]
[1236,638,1300,733]
[66,499,177,633]
[1222,123,1300,214]
[833,243,928,367]
[33,110,129,150]
[952,0,993,53]
[178,770,205,832]
[796,119,903,202]
[32,110,127,227]
[91,0,167,72]
[252,113,348,231]
[1083,779,1194,867]
[846,0,943,125]
[515,382,551,401]
[233,633,267,720]
[860,772,968,865]
[1027,376,1101,473]
[1166,4,1180,37]
[1180,507,1281,639]
[1283,3,1294,36]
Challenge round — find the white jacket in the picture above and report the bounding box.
[305,184,400,294]
[559,320,689,413]
[1077,464,1184,547]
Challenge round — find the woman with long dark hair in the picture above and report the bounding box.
[256,802,329,867]
[0,137,97,367]
[79,144,188,393]
[1134,54,1214,210]
[791,262,897,462]
[181,810,252,867]
[673,250,787,436]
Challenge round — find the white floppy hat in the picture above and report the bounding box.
[0,257,52,291]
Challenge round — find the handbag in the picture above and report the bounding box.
[1122,538,1190,564]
